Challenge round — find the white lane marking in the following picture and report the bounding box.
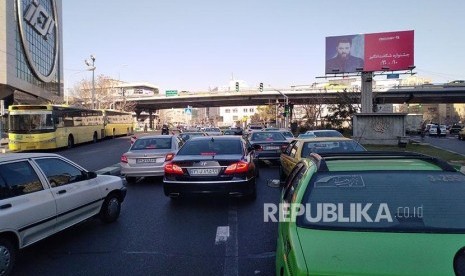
[223,204,239,276]
[215,226,230,244]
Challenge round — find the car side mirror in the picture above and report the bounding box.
[86,171,98,179]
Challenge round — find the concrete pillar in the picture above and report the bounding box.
[361,72,373,113]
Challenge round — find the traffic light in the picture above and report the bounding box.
[259,82,263,92]
[283,104,290,117]
[235,82,239,92]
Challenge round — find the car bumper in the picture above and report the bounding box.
[163,178,255,197]
[255,151,281,160]
[120,187,127,201]
[120,164,165,177]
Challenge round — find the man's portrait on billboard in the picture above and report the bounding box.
[325,35,364,74]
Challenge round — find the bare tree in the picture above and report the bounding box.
[68,74,136,111]
[325,90,360,128]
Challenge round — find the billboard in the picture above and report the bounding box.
[325,30,414,74]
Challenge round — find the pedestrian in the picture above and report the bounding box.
[144,123,148,133]
[436,124,441,137]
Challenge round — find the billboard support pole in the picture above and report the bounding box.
[361,71,373,113]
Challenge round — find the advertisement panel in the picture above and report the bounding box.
[325,35,365,74]
[364,30,414,72]
[325,30,414,74]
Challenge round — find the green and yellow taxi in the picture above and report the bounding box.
[279,137,365,183]
[276,152,465,275]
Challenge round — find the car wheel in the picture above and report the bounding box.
[250,187,257,200]
[100,194,121,223]
[279,166,286,185]
[67,135,74,149]
[0,237,16,276]
[125,176,137,184]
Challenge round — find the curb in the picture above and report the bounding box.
[95,163,121,176]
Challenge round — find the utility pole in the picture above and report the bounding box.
[85,55,96,109]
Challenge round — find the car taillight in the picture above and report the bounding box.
[121,155,128,163]
[224,161,249,174]
[165,153,175,161]
[164,163,183,175]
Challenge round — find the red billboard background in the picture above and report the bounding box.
[363,30,414,72]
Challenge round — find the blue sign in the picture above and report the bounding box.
[184,108,192,115]
[386,74,400,79]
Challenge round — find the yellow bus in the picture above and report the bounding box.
[103,109,134,138]
[8,105,105,151]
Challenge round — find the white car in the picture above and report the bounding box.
[0,153,126,275]
[425,124,447,136]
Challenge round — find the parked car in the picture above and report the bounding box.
[247,131,289,164]
[0,153,126,275]
[279,137,366,183]
[276,151,465,276]
[120,135,184,183]
[450,124,463,135]
[305,129,344,137]
[425,123,447,137]
[163,136,259,199]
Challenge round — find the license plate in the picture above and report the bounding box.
[190,168,219,175]
[136,158,158,163]
[265,146,279,150]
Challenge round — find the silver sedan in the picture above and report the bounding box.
[120,135,184,183]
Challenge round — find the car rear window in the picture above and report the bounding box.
[297,171,465,233]
[251,132,286,141]
[177,139,243,155]
[301,140,366,157]
[132,138,172,150]
[309,131,343,137]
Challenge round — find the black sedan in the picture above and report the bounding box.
[163,136,259,200]
[247,131,289,163]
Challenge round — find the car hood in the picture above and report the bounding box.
[296,228,465,275]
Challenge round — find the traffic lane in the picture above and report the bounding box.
[14,177,227,275]
[56,136,132,171]
[238,164,281,276]
[416,134,465,155]
[15,174,265,275]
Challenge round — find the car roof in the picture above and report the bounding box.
[189,136,242,141]
[0,152,62,162]
[295,137,354,142]
[137,135,175,139]
[302,151,455,172]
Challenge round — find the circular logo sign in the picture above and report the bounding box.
[16,0,59,83]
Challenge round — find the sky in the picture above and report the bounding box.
[63,0,465,93]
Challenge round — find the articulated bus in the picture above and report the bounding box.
[8,105,105,151]
[103,109,134,137]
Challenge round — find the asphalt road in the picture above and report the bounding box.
[12,137,282,275]
[412,133,465,156]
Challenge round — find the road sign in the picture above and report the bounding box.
[165,90,178,97]
[386,74,400,79]
[184,107,192,115]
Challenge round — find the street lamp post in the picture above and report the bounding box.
[85,55,96,109]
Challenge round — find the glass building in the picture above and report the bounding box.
[0,0,63,108]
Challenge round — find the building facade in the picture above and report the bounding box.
[0,0,63,107]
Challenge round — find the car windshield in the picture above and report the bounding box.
[177,139,242,155]
[301,140,366,156]
[250,132,286,141]
[298,171,465,233]
[131,138,172,150]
